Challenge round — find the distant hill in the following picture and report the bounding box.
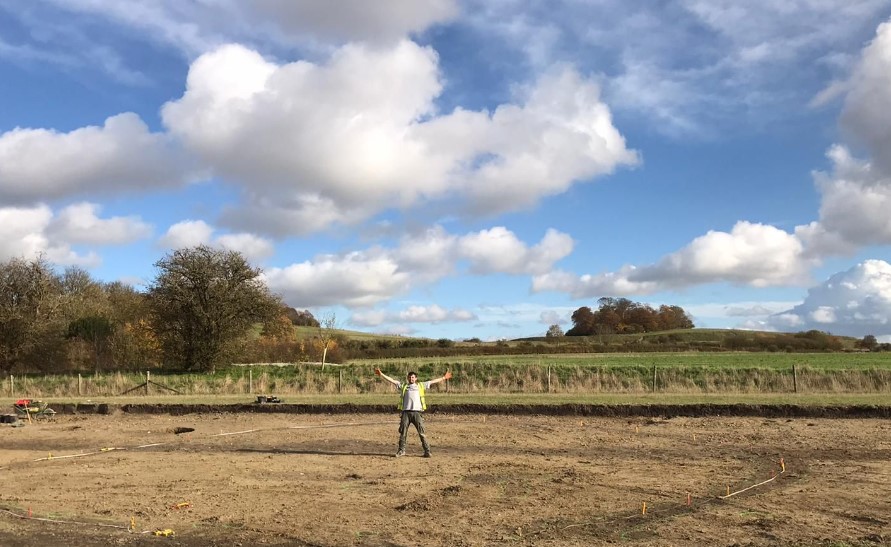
[515,328,861,352]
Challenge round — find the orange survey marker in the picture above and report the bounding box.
[170,501,192,510]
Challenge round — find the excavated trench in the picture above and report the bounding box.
[52,402,891,418]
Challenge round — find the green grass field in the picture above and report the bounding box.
[352,351,891,370]
[4,352,890,400]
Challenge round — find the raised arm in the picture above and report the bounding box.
[374,368,401,387]
[427,371,453,386]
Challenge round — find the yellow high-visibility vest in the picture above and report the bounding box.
[399,382,426,411]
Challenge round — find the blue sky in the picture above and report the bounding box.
[2,0,891,341]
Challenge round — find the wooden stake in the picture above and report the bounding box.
[249,369,253,393]
[792,365,797,393]
[686,492,691,506]
[780,457,785,472]
[652,365,657,392]
[78,373,82,396]
[642,502,647,515]
[145,371,150,396]
[547,365,551,393]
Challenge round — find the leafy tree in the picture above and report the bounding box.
[261,311,298,341]
[857,334,878,351]
[284,307,319,327]
[147,245,281,372]
[567,298,694,337]
[545,324,564,338]
[567,306,596,336]
[657,305,694,330]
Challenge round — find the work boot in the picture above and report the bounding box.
[423,451,431,458]
[395,450,405,458]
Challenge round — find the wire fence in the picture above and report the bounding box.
[4,362,891,398]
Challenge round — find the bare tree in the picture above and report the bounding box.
[318,312,338,368]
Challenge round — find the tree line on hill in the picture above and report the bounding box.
[0,247,324,375]
[562,297,695,336]
[2,250,886,376]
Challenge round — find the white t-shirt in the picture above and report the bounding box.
[399,381,432,411]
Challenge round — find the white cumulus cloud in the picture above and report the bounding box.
[763,259,891,338]
[47,202,152,245]
[457,227,574,275]
[0,204,101,266]
[796,146,891,257]
[161,43,636,236]
[264,225,572,308]
[159,220,274,262]
[840,20,891,176]
[533,221,811,298]
[263,253,410,308]
[351,304,476,327]
[0,113,197,204]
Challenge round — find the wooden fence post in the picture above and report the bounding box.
[652,366,657,392]
[145,371,150,396]
[78,373,82,396]
[792,365,797,393]
[338,370,343,394]
[547,365,551,393]
[249,369,253,393]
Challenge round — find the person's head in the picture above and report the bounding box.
[407,371,418,384]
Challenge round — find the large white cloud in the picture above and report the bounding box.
[0,204,133,267]
[263,253,410,308]
[793,19,891,262]
[351,304,476,327]
[796,146,891,257]
[533,221,811,298]
[418,67,639,214]
[796,19,891,258]
[161,42,637,236]
[840,20,891,176]
[0,113,197,203]
[46,202,152,245]
[159,220,275,263]
[760,259,891,338]
[457,227,574,275]
[264,226,572,308]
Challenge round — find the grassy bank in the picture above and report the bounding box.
[3,352,890,399]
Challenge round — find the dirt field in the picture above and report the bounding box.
[0,410,889,546]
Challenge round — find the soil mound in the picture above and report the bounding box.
[49,402,891,418]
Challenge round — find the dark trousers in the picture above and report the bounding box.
[398,411,430,453]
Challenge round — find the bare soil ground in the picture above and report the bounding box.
[0,411,889,546]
